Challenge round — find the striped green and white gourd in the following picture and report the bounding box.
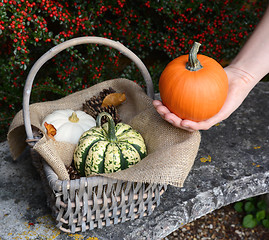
[73,112,147,176]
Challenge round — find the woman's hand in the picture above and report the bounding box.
[154,6,268,131]
[153,66,259,131]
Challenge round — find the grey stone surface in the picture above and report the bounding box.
[0,82,268,240]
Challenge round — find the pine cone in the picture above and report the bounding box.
[83,88,121,124]
[99,87,116,99]
[100,105,121,124]
[67,164,80,180]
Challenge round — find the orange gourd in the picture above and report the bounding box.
[159,42,228,122]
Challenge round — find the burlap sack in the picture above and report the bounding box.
[7,78,200,187]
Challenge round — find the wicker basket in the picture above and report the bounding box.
[23,37,167,233]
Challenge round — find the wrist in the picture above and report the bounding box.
[226,62,263,86]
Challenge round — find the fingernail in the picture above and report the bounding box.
[168,119,174,125]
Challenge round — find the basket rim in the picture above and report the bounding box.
[43,160,122,192]
[23,36,154,143]
[42,160,167,193]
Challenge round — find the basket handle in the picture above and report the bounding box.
[23,36,154,141]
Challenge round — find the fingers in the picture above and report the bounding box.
[181,119,216,131]
[152,100,170,117]
[181,110,229,131]
[164,112,195,132]
[153,100,194,132]
[152,100,162,107]
[153,100,225,131]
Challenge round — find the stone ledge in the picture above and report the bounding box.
[0,82,268,240]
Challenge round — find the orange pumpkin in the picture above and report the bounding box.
[159,42,228,122]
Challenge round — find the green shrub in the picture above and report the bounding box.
[234,196,269,229]
[0,0,267,141]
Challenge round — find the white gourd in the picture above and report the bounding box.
[42,109,96,144]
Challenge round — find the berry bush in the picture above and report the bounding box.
[0,0,267,141]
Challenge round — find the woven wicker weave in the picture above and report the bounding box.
[23,37,167,233]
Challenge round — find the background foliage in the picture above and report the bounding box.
[0,0,267,140]
[234,196,269,229]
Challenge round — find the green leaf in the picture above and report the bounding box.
[256,210,266,221]
[234,202,244,213]
[243,214,258,228]
[257,200,267,210]
[246,197,255,202]
[244,201,255,213]
[262,219,269,229]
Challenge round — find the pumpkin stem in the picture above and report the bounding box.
[69,112,79,123]
[186,42,203,71]
[96,112,117,142]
